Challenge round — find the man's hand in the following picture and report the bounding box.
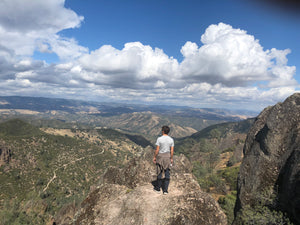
[153,146,159,164]
[171,158,173,164]
[153,157,156,164]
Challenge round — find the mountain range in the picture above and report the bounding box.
[0,96,257,140]
[0,95,262,224]
[0,96,257,119]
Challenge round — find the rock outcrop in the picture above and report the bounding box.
[55,147,227,225]
[0,144,11,166]
[234,93,300,224]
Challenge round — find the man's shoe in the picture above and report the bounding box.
[153,188,160,194]
[163,191,168,195]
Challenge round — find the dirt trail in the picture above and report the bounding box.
[42,150,105,193]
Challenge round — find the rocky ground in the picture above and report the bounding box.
[54,147,227,225]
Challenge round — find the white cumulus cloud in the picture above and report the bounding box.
[78,42,179,89]
[0,1,298,113]
[0,0,86,59]
[180,23,296,88]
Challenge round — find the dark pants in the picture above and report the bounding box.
[155,168,170,193]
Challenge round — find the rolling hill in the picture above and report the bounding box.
[0,96,257,140]
[175,118,254,223]
[0,119,151,224]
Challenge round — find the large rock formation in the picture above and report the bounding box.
[0,143,11,167]
[55,147,227,225]
[234,93,300,224]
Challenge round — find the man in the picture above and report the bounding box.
[153,125,174,195]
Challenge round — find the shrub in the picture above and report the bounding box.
[209,129,221,140]
[220,166,239,191]
[198,138,216,153]
[218,191,237,224]
[235,188,293,225]
[235,205,292,225]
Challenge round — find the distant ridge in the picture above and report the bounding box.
[0,95,257,119]
[0,119,42,137]
[0,95,258,140]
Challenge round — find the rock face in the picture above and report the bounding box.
[55,147,227,225]
[234,93,300,224]
[0,144,11,166]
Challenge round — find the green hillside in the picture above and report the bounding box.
[0,96,257,141]
[176,118,254,194]
[0,119,42,137]
[176,118,254,158]
[0,119,147,224]
[176,118,254,224]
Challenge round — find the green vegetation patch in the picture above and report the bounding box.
[220,166,240,191]
[0,119,42,137]
[218,191,237,225]
[0,119,143,224]
[236,204,292,225]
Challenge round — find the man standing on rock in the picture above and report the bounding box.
[153,125,174,194]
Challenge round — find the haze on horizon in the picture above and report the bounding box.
[0,0,299,111]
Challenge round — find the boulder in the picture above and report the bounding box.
[234,93,300,224]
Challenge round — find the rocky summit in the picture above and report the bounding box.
[234,93,300,224]
[55,147,227,225]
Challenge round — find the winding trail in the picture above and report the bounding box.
[43,171,57,192]
[42,150,105,193]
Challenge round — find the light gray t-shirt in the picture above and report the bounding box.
[155,135,174,153]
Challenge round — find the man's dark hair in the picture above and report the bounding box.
[162,126,170,134]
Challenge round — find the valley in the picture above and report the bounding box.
[0,96,257,224]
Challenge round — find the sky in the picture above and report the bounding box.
[0,0,299,111]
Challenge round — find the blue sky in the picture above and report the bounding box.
[61,0,300,62]
[0,0,299,111]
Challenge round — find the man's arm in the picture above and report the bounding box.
[170,146,174,164]
[153,145,159,164]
